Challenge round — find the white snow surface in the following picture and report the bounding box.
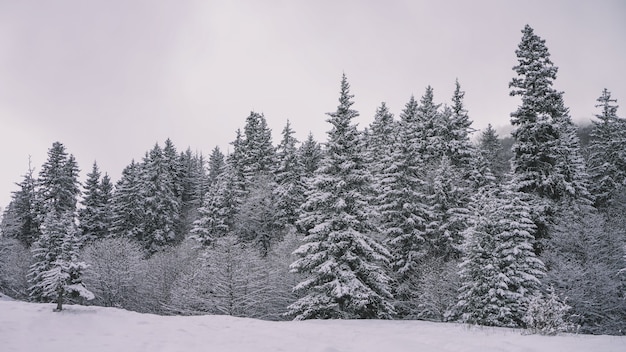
[1,300,624,352]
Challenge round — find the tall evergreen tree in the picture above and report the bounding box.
[274,120,305,226]
[478,124,508,179]
[509,25,590,203]
[227,129,248,202]
[289,74,394,320]
[242,111,275,182]
[190,164,240,246]
[140,144,181,252]
[416,86,444,165]
[79,162,109,242]
[99,173,114,236]
[587,89,625,208]
[1,160,39,246]
[208,146,226,187]
[445,80,475,167]
[299,132,323,179]
[366,102,397,179]
[111,161,145,241]
[37,142,81,216]
[376,95,434,317]
[428,156,469,261]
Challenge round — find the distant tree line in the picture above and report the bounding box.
[1,24,625,334]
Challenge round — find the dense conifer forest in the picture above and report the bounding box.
[1,25,625,335]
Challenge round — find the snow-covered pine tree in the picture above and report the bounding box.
[227,129,249,200]
[208,146,226,187]
[37,142,81,216]
[190,164,240,246]
[478,124,508,179]
[178,148,207,236]
[242,111,276,183]
[375,95,434,317]
[288,74,394,320]
[587,89,626,208]
[110,160,145,241]
[299,132,323,179]
[454,181,545,327]
[509,25,590,205]
[416,86,444,165]
[428,156,469,261]
[29,210,94,309]
[163,138,184,200]
[140,144,181,252]
[99,173,113,236]
[79,162,109,242]
[1,160,39,246]
[366,102,397,180]
[274,120,305,227]
[446,80,475,168]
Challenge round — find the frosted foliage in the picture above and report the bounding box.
[541,211,626,335]
[82,237,144,309]
[137,241,197,314]
[167,235,294,319]
[0,238,31,299]
[523,289,575,335]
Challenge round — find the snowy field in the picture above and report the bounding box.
[1,300,624,352]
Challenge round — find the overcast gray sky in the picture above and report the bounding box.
[1,0,625,208]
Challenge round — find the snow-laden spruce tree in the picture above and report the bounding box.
[366,102,397,180]
[241,111,276,183]
[29,210,94,311]
[190,164,240,246]
[509,25,590,205]
[453,180,545,327]
[1,160,39,247]
[140,144,181,252]
[478,124,508,179]
[428,156,469,261]
[444,80,475,168]
[110,160,145,240]
[416,86,445,165]
[288,74,394,320]
[299,132,323,179]
[37,142,81,217]
[207,146,226,187]
[274,120,306,227]
[587,89,625,208]
[79,162,111,242]
[375,95,434,317]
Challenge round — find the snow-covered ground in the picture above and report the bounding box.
[1,300,624,352]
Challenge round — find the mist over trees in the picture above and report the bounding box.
[1,25,625,335]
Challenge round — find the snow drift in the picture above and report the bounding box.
[0,300,624,352]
